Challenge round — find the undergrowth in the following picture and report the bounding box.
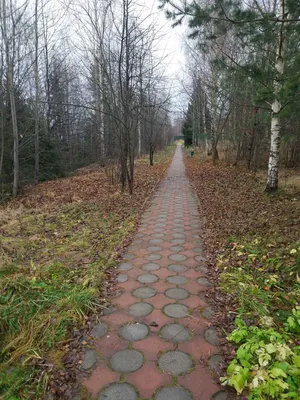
[0,147,174,399]
[219,238,300,399]
[0,204,135,398]
[184,151,300,399]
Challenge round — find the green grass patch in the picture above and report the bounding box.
[0,203,135,399]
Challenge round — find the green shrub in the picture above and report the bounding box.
[221,318,300,399]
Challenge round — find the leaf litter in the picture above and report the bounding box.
[0,148,173,399]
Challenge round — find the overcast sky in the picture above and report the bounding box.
[140,0,188,117]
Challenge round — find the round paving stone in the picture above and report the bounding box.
[168,264,187,273]
[196,265,208,273]
[147,246,162,252]
[164,303,188,318]
[172,233,185,239]
[199,292,207,302]
[127,245,140,252]
[204,327,219,345]
[152,233,165,238]
[137,274,158,284]
[91,322,108,338]
[167,275,188,285]
[169,254,187,262]
[109,349,143,373]
[145,254,161,261]
[98,383,138,400]
[123,254,135,260]
[155,386,193,400]
[149,239,163,245]
[119,263,132,271]
[103,306,117,316]
[81,349,97,370]
[120,323,149,341]
[158,351,193,376]
[132,239,143,244]
[172,228,185,233]
[165,288,189,300]
[155,223,166,228]
[173,218,183,223]
[195,255,206,262]
[160,323,191,343]
[208,354,224,370]
[132,287,156,299]
[173,223,184,229]
[128,302,153,317]
[170,246,184,252]
[197,277,213,286]
[111,288,125,298]
[117,274,128,283]
[171,239,185,245]
[193,247,203,253]
[142,263,160,272]
[202,307,215,319]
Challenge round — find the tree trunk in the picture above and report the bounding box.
[212,140,219,165]
[3,0,19,197]
[0,53,4,179]
[0,101,4,180]
[265,0,285,192]
[34,0,40,183]
[9,69,18,197]
[247,107,258,171]
[202,91,211,155]
[149,147,154,166]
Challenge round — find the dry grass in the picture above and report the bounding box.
[0,147,174,399]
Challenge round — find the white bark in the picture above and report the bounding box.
[2,0,19,197]
[34,0,40,183]
[202,91,210,154]
[266,0,285,191]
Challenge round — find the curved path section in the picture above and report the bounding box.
[82,145,227,400]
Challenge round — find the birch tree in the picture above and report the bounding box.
[160,0,300,190]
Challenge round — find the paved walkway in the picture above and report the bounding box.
[81,145,226,400]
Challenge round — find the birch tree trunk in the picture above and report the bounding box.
[265,0,285,192]
[34,0,40,183]
[202,91,211,155]
[0,52,4,179]
[2,0,19,197]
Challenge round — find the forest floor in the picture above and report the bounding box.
[0,146,174,399]
[1,145,300,400]
[185,150,300,399]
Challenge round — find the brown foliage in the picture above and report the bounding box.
[4,157,170,219]
[185,157,300,258]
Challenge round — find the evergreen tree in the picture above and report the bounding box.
[159,0,300,190]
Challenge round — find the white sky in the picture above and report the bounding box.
[54,0,188,119]
[139,0,188,117]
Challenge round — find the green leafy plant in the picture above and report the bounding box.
[221,318,300,399]
[285,307,300,335]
